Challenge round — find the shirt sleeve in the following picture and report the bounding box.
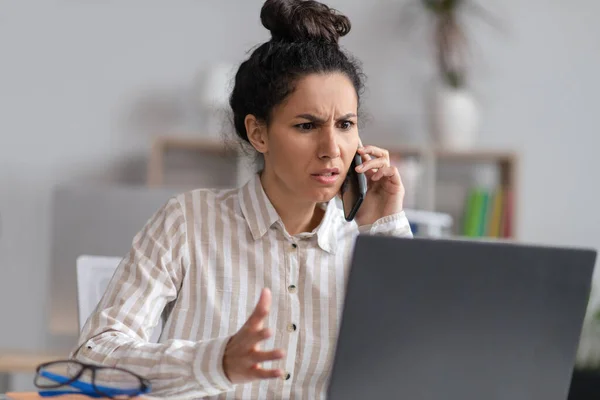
[358,210,414,238]
[70,197,236,399]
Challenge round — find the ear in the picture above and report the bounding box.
[245,115,268,154]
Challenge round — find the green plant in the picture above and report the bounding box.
[419,0,495,89]
[574,285,600,370]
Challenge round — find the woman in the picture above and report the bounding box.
[72,0,413,398]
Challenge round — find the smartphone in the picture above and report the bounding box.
[341,153,368,222]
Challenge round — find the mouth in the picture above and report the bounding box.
[311,168,340,177]
[311,172,339,177]
[310,169,341,185]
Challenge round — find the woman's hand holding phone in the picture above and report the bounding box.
[351,142,405,227]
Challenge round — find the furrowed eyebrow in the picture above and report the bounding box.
[295,114,326,123]
[337,113,357,120]
[294,113,357,122]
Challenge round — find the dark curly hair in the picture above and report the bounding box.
[229,0,365,147]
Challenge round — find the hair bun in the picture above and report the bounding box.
[261,0,351,44]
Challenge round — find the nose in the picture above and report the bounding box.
[318,126,341,160]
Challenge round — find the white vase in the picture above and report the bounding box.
[430,83,479,150]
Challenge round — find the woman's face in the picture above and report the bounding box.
[259,72,360,204]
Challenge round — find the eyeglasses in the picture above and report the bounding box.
[34,360,151,399]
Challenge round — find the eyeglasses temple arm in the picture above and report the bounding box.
[38,390,105,398]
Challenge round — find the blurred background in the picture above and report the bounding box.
[1,0,599,392]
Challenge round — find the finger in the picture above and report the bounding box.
[359,151,372,164]
[358,145,389,160]
[357,137,364,150]
[356,157,389,173]
[251,348,286,364]
[240,327,273,350]
[249,366,285,380]
[245,288,271,330]
[371,165,392,181]
[356,138,372,163]
[372,166,401,184]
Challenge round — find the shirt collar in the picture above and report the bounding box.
[238,174,339,254]
[238,173,280,241]
[315,200,339,254]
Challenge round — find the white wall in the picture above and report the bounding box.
[1,0,599,387]
[0,0,268,351]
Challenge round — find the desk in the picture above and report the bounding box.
[0,351,67,392]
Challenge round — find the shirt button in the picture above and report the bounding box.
[291,243,297,249]
[283,372,291,381]
[287,323,297,332]
[288,285,297,293]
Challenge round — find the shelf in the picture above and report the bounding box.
[153,136,239,155]
[385,146,517,163]
[146,136,519,239]
[147,136,239,186]
[150,136,516,161]
[435,150,516,163]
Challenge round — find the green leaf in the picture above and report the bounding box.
[594,308,600,322]
[443,70,465,88]
[422,0,466,14]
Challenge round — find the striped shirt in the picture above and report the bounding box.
[71,173,413,399]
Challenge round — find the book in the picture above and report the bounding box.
[462,188,476,236]
[487,187,504,237]
[466,188,486,237]
[477,190,490,236]
[501,188,513,238]
[461,185,511,238]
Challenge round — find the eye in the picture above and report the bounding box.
[338,120,355,131]
[295,122,315,132]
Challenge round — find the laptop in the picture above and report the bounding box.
[327,235,597,400]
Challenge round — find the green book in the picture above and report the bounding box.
[462,188,476,236]
[465,188,484,237]
[478,190,490,237]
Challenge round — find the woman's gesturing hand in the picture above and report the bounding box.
[223,288,286,384]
